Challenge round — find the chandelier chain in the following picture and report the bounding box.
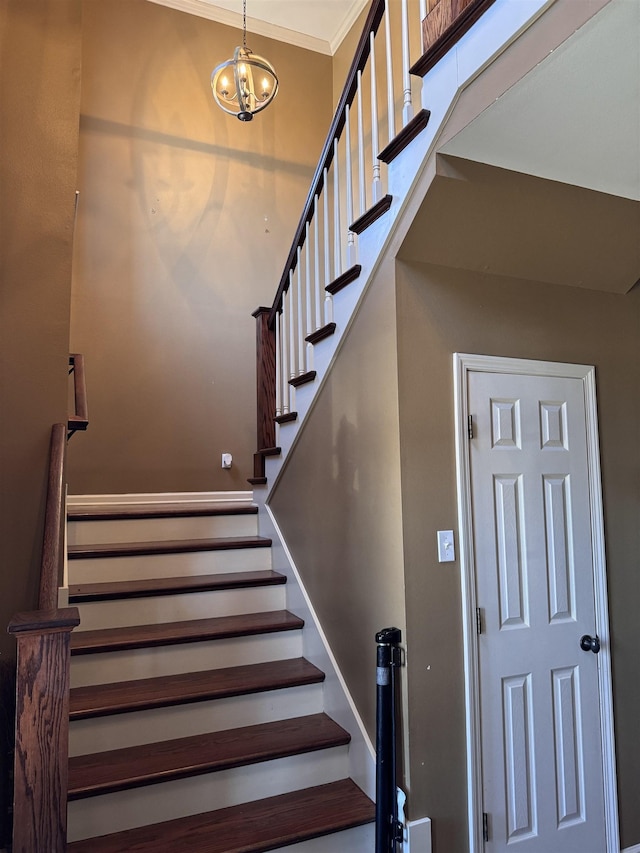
[243,0,247,47]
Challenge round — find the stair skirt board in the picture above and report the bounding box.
[72,585,285,631]
[68,546,272,584]
[69,682,325,755]
[68,513,258,545]
[67,746,350,841]
[256,499,377,801]
[70,631,304,687]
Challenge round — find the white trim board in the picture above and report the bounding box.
[452,353,619,853]
[405,817,432,853]
[622,845,640,853]
[251,488,376,800]
[67,491,253,507]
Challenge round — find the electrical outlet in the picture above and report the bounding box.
[221,453,232,469]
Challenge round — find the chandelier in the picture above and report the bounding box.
[211,0,279,122]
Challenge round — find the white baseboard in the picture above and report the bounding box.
[258,499,376,801]
[406,817,432,853]
[622,845,640,853]
[67,491,254,507]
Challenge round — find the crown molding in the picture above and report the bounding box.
[147,0,334,54]
[329,0,369,53]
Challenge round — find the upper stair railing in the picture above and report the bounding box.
[252,0,429,478]
[270,0,427,408]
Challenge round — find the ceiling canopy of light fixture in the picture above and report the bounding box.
[211,0,279,121]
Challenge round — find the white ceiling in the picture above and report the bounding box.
[441,0,640,202]
[147,0,369,55]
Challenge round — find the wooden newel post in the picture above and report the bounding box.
[8,607,80,853]
[252,307,276,452]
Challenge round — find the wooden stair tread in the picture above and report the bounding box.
[67,502,258,521]
[68,535,272,559]
[68,714,350,799]
[66,778,374,852]
[70,658,325,719]
[70,610,304,655]
[69,570,286,602]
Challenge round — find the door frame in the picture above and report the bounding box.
[452,353,619,853]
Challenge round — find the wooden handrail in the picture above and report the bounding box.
[8,418,80,850]
[68,353,89,434]
[268,0,385,327]
[39,423,66,610]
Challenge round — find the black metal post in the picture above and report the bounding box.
[376,626,402,853]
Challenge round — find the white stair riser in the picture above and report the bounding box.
[68,547,272,584]
[68,514,257,546]
[74,586,285,631]
[278,823,374,852]
[67,746,350,842]
[70,631,303,687]
[69,683,324,756]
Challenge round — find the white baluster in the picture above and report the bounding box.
[288,271,296,382]
[296,248,305,376]
[401,0,413,126]
[345,104,356,267]
[333,139,341,280]
[323,173,333,325]
[370,32,381,204]
[281,290,290,414]
[357,70,366,216]
[313,195,322,331]
[305,222,313,371]
[384,4,396,145]
[305,223,312,336]
[275,309,282,418]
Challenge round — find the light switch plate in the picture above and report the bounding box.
[437,530,455,562]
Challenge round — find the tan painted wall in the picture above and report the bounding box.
[269,255,408,757]
[0,0,81,656]
[332,3,369,107]
[396,260,640,850]
[67,0,332,493]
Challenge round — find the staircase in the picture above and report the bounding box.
[64,496,374,851]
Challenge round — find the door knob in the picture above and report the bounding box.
[580,634,600,654]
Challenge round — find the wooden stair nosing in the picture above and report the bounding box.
[66,779,375,852]
[325,264,361,296]
[68,713,350,800]
[67,502,258,522]
[378,108,431,164]
[69,570,286,603]
[275,411,298,424]
[349,194,393,235]
[288,370,316,388]
[69,657,325,720]
[70,610,304,656]
[68,535,272,560]
[305,322,336,345]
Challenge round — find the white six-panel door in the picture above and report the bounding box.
[454,355,618,853]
